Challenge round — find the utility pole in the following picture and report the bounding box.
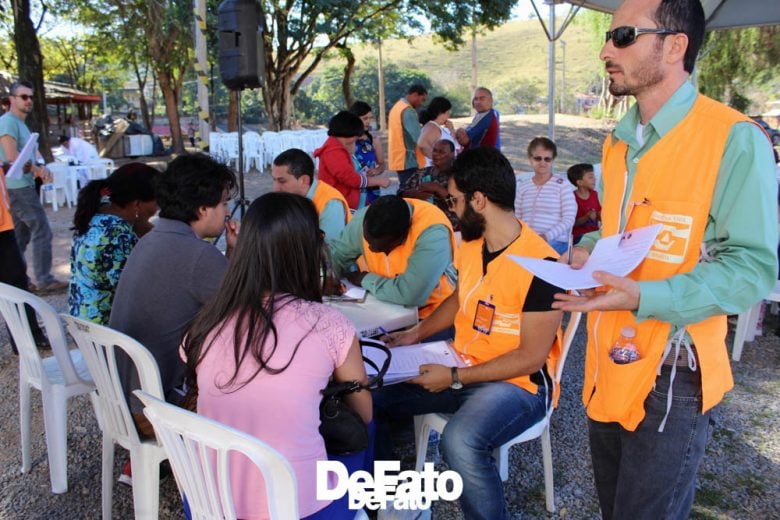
[378,41,387,132]
[560,40,566,114]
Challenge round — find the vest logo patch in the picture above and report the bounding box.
[647,210,692,264]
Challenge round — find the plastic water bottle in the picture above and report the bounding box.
[609,326,639,364]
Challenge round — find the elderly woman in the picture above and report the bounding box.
[183,192,371,519]
[68,163,158,324]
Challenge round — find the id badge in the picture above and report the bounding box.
[473,299,496,334]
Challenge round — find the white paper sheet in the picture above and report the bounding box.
[323,279,367,302]
[364,340,468,385]
[509,223,663,290]
[5,133,38,181]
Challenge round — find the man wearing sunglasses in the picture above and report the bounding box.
[552,1,777,519]
[0,81,66,294]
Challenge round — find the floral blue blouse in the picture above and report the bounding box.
[69,214,137,324]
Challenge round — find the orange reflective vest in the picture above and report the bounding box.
[0,172,12,233]
[584,95,751,430]
[310,180,350,226]
[388,99,425,171]
[358,199,455,318]
[452,223,563,401]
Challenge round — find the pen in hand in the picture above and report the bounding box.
[567,234,574,265]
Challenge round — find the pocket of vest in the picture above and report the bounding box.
[596,355,658,422]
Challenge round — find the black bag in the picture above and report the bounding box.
[319,338,391,455]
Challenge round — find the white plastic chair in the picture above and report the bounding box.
[0,283,95,493]
[134,391,299,520]
[732,280,780,361]
[61,315,167,520]
[40,162,74,211]
[412,311,582,513]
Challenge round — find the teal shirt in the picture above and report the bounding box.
[402,105,422,170]
[0,112,34,189]
[307,179,347,241]
[580,81,778,327]
[329,203,454,307]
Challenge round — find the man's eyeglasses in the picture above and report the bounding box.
[444,194,466,209]
[605,26,680,49]
[532,156,553,163]
[13,94,33,101]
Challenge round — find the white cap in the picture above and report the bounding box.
[620,326,636,339]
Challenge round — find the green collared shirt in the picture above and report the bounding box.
[580,81,778,326]
[328,202,454,307]
[307,179,347,241]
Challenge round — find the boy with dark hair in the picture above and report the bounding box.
[566,163,601,244]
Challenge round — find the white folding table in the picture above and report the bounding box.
[326,293,418,338]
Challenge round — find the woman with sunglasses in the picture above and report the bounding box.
[182,192,371,520]
[513,136,577,254]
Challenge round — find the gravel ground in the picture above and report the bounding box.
[0,115,777,519]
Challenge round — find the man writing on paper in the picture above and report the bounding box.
[329,195,456,323]
[553,1,777,518]
[373,147,563,519]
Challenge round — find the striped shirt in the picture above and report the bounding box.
[514,174,577,243]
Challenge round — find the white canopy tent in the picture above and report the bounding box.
[531,0,780,139]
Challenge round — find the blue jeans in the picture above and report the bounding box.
[8,186,56,285]
[373,381,548,519]
[588,365,714,520]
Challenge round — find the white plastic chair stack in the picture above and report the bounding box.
[732,280,780,361]
[61,315,167,520]
[222,133,240,169]
[209,132,224,163]
[261,131,283,169]
[40,162,75,211]
[0,283,95,493]
[134,391,299,520]
[243,131,265,172]
[412,311,583,513]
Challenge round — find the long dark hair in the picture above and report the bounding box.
[183,192,324,392]
[71,163,158,235]
[420,96,452,125]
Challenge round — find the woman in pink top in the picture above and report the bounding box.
[182,192,371,519]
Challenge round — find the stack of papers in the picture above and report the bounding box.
[364,340,468,385]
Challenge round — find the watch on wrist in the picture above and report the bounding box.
[450,367,463,390]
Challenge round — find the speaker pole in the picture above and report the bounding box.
[236,88,246,218]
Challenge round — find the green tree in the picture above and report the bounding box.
[698,26,780,112]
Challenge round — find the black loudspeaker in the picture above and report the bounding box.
[218,0,265,90]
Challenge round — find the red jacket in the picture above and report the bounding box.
[314,136,365,209]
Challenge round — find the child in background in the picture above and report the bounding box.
[567,163,601,244]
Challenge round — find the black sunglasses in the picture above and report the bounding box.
[532,156,553,163]
[13,94,33,101]
[605,26,680,49]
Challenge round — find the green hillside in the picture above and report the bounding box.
[315,18,602,106]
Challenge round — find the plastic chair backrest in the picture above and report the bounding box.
[555,311,582,384]
[0,283,86,388]
[46,162,71,188]
[135,391,299,520]
[61,315,164,447]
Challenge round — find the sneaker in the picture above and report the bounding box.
[118,459,132,486]
[35,280,68,294]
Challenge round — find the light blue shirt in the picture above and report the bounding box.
[0,111,34,189]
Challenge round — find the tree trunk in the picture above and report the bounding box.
[340,44,356,109]
[228,90,238,132]
[264,74,292,131]
[133,62,152,130]
[11,0,52,162]
[158,70,185,154]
